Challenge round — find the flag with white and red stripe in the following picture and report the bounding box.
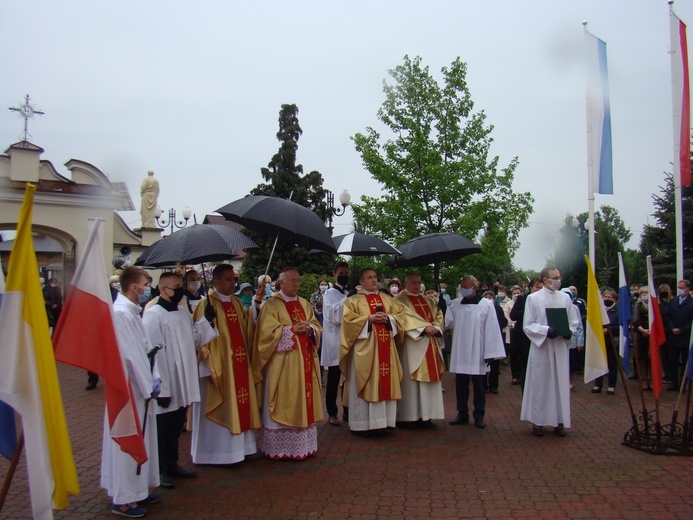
[671,9,691,187]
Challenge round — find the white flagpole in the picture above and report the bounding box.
[584,21,596,269]
[670,0,685,281]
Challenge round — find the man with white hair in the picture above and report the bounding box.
[445,275,505,429]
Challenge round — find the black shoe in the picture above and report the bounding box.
[159,474,175,489]
[474,419,486,429]
[85,382,97,390]
[628,374,638,380]
[449,414,469,426]
[591,386,601,394]
[554,425,567,437]
[167,465,197,478]
[667,384,679,392]
[532,425,543,437]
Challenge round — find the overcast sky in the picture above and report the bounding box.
[2,0,691,271]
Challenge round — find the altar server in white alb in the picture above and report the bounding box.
[395,273,445,425]
[445,275,505,430]
[143,272,218,488]
[521,265,580,437]
[102,266,161,517]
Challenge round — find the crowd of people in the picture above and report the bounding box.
[95,261,692,518]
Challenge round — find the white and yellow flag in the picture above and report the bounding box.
[583,255,610,383]
[0,184,79,519]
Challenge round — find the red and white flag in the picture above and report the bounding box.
[53,219,147,465]
[671,9,691,187]
[646,255,667,399]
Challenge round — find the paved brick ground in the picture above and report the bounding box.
[2,363,693,519]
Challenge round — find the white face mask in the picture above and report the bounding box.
[319,285,328,293]
[546,279,561,292]
[641,293,650,302]
[497,292,506,299]
[188,281,202,293]
[390,286,399,295]
[678,288,688,298]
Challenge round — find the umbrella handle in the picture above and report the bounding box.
[263,191,292,279]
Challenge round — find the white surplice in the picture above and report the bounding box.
[445,297,506,375]
[192,292,257,464]
[320,285,348,368]
[520,287,580,428]
[101,294,160,504]
[142,304,217,412]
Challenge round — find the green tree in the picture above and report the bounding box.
[639,172,693,285]
[240,104,334,281]
[351,55,534,283]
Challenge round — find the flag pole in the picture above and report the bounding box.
[584,21,597,268]
[0,431,24,514]
[605,327,640,440]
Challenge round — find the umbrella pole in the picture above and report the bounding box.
[263,232,280,279]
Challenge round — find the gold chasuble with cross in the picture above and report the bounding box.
[192,290,261,434]
[252,293,324,428]
[396,290,445,382]
[340,291,430,403]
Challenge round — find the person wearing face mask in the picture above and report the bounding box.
[235,283,255,308]
[388,279,401,297]
[103,266,161,517]
[182,269,204,314]
[504,286,523,385]
[258,275,274,300]
[142,272,219,489]
[664,279,693,391]
[446,275,506,429]
[311,277,330,311]
[510,278,543,391]
[632,286,652,390]
[521,266,580,437]
[592,290,619,395]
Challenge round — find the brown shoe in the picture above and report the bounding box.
[328,416,340,426]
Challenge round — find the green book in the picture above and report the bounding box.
[545,307,570,337]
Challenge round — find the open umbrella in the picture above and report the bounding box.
[216,196,336,253]
[389,232,480,268]
[134,224,258,268]
[333,232,401,256]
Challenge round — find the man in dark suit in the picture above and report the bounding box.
[665,279,693,390]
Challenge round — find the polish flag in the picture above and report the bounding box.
[646,256,666,399]
[53,219,147,465]
[671,9,691,187]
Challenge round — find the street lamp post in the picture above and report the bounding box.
[155,206,194,235]
[326,189,351,229]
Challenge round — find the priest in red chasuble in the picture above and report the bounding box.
[191,264,262,466]
[252,267,323,460]
[340,268,430,435]
[395,273,445,425]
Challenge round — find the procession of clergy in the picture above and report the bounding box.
[104,261,574,517]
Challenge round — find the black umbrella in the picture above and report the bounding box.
[388,232,481,268]
[134,224,258,268]
[333,232,401,256]
[216,196,336,253]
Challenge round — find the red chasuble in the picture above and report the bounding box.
[407,295,443,382]
[283,300,316,425]
[365,293,393,400]
[221,301,252,432]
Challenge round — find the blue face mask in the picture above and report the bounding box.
[265,283,273,296]
[440,288,446,294]
[461,287,474,298]
[138,286,151,304]
[240,293,253,308]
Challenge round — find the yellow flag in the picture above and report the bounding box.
[583,255,610,384]
[0,184,79,519]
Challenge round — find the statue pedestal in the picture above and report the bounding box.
[136,227,163,247]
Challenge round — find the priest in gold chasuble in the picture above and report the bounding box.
[340,268,430,434]
[395,273,445,425]
[191,264,261,465]
[253,268,323,460]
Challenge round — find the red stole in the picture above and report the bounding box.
[283,300,315,425]
[407,295,442,382]
[365,293,393,400]
[221,301,251,432]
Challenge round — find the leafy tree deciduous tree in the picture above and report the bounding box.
[351,55,533,283]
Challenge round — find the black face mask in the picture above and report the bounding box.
[337,275,349,287]
[603,300,615,308]
[659,292,668,300]
[170,287,185,305]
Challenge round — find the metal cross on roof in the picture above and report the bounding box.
[8,94,45,142]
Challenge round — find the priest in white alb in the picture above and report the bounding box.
[521,265,579,437]
[395,273,445,425]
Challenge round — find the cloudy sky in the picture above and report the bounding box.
[1,0,690,270]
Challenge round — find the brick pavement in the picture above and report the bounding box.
[2,363,693,519]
